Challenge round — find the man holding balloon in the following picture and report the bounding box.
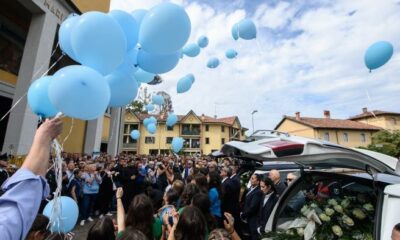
[0,118,63,240]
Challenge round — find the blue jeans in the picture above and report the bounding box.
[82,193,97,220]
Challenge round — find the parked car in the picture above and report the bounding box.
[221,130,400,240]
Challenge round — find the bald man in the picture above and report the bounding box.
[393,223,400,240]
[268,169,286,197]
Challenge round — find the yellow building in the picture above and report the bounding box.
[275,111,382,148]
[349,108,400,131]
[0,0,111,156]
[122,110,247,155]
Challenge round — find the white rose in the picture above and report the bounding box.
[328,199,338,206]
[334,205,344,214]
[332,225,343,237]
[325,208,335,216]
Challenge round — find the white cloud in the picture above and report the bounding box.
[111,0,400,133]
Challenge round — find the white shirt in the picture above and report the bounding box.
[222,177,229,184]
[263,192,273,206]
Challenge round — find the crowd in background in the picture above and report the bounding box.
[0,149,294,240]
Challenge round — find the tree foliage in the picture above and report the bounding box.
[364,130,400,157]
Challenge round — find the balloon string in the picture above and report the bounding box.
[0,54,64,122]
[61,118,74,149]
[48,137,64,233]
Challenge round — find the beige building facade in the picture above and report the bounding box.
[275,110,382,148]
[122,110,247,155]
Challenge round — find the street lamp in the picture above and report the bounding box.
[251,110,258,134]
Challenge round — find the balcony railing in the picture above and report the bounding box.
[123,143,137,148]
[181,130,201,136]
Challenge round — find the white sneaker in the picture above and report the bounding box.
[106,212,113,216]
[80,220,85,226]
[88,217,94,222]
[99,214,104,219]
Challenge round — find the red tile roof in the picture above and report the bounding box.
[130,111,241,127]
[349,110,400,120]
[202,116,237,125]
[280,116,382,131]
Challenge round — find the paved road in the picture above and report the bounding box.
[72,215,116,240]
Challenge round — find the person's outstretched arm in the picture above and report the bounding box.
[0,118,63,240]
[116,188,125,232]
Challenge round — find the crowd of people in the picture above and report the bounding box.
[2,119,400,240]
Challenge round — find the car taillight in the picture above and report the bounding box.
[260,140,304,157]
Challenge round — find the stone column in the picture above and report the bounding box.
[2,12,58,155]
[107,107,122,156]
[117,109,126,154]
[84,117,104,155]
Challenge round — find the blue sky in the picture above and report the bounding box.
[111,0,400,132]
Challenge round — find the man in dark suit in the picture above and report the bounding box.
[221,166,234,214]
[241,174,262,240]
[229,162,242,235]
[268,169,286,197]
[257,177,278,236]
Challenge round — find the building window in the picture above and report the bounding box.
[145,137,155,144]
[221,126,225,132]
[167,126,174,131]
[166,137,173,144]
[181,124,200,135]
[191,139,200,148]
[149,149,159,155]
[221,138,225,144]
[342,133,348,142]
[323,132,330,141]
[360,133,366,143]
[391,118,397,125]
[205,138,210,144]
[205,125,209,132]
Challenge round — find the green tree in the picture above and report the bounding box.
[365,130,400,157]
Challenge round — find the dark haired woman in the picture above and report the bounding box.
[87,216,115,240]
[192,193,217,232]
[168,206,207,240]
[256,177,278,237]
[179,183,200,210]
[96,163,115,218]
[193,174,209,194]
[207,171,222,225]
[115,188,162,240]
[118,227,149,240]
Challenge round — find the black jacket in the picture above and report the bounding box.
[242,186,262,220]
[275,181,287,197]
[257,192,278,234]
[221,178,235,215]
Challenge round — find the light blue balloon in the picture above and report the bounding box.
[146,103,155,112]
[147,123,157,134]
[207,57,220,69]
[197,35,209,48]
[364,41,394,71]
[109,10,139,51]
[183,43,200,57]
[236,19,257,40]
[225,49,238,59]
[152,94,164,105]
[231,23,239,40]
[59,14,79,61]
[166,114,178,127]
[171,137,184,153]
[131,9,148,26]
[143,117,151,127]
[134,68,155,83]
[116,48,139,76]
[177,74,194,93]
[27,76,58,118]
[130,129,140,140]
[43,196,79,233]
[71,12,127,75]
[106,68,138,107]
[49,65,110,120]
[139,2,191,54]
[137,49,180,74]
[149,116,157,125]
